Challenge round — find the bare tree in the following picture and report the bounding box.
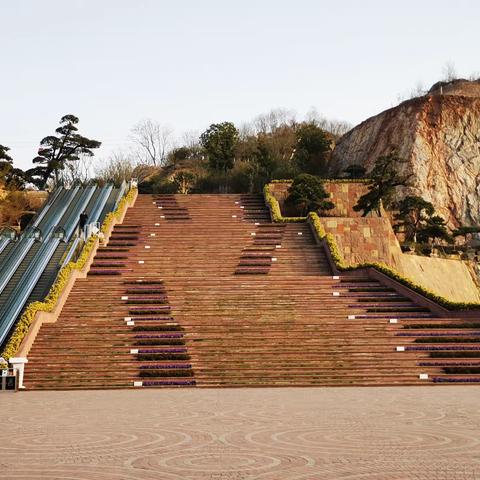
[181,130,202,152]
[442,61,457,81]
[253,108,296,134]
[60,154,92,185]
[305,107,352,138]
[130,119,174,166]
[396,81,427,103]
[95,150,137,186]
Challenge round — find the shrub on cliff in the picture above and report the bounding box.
[393,195,435,243]
[353,153,411,216]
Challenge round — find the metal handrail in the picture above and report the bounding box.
[113,181,127,210]
[89,184,113,225]
[0,188,62,275]
[62,186,97,241]
[0,187,79,295]
[0,227,60,345]
[59,185,112,268]
[60,237,81,269]
[0,238,11,256]
[0,185,123,347]
[0,187,95,345]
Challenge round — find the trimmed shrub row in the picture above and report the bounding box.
[139,369,194,377]
[137,353,190,361]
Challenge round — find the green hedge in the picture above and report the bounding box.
[270,178,371,184]
[264,183,480,311]
[1,187,138,361]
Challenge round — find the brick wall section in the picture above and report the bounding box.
[269,182,369,217]
[322,217,403,266]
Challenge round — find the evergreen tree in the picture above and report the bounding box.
[286,174,334,216]
[343,163,366,179]
[292,123,332,175]
[393,195,435,242]
[0,144,26,189]
[200,122,238,173]
[0,144,14,182]
[418,215,452,245]
[28,114,101,188]
[452,226,480,243]
[353,153,410,216]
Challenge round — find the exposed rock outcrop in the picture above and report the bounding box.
[330,80,480,227]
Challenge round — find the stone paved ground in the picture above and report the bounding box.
[0,387,479,479]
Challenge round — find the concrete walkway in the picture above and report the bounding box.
[0,387,479,479]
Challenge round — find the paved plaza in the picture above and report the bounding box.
[0,387,479,479]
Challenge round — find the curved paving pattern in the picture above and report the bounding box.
[1,387,480,479]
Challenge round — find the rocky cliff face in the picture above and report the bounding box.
[330,80,480,227]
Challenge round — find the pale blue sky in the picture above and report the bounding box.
[1,0,479,169]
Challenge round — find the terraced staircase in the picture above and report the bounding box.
[23,194,480,389]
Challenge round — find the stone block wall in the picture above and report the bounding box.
[322,217,403,266]
[269,181,369,217]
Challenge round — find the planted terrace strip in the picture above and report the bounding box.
[129,306,171,314]
[117,272,196,387]
[130,317,175,322]
[397,332,480,337]
[141,380,196,386]
[125,297,169,304]
[125,289,166,294]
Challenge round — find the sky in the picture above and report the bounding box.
[1,0,479,170]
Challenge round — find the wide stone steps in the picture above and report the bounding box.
[23,193,480,389]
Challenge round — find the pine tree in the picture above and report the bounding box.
[28,114,101,188]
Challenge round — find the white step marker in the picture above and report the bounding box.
[160,215,165,218]
[255,222,260,226]
[251,232,256,236]
[150,233,156,237]
[275,245,282,249]
[155,223,160,226]
[235,201,239,204]
[332,275,339,280]
[333,292,340,297]
[126,321,135,326]
[240,206,245,209]
[133,381,143,387]
[124,317,132,322]
[348,315,356,320]
[158,206,163,209]
[389,318,398,324]
[121,296,128,300]
[396,346,405,352]
[145,245,151,249]
[130,349,139,354]
[232,215,237,218]
[298,232,303,235]
[138,260,145,264]
[272,257,277,262]
[419,373,429,380]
